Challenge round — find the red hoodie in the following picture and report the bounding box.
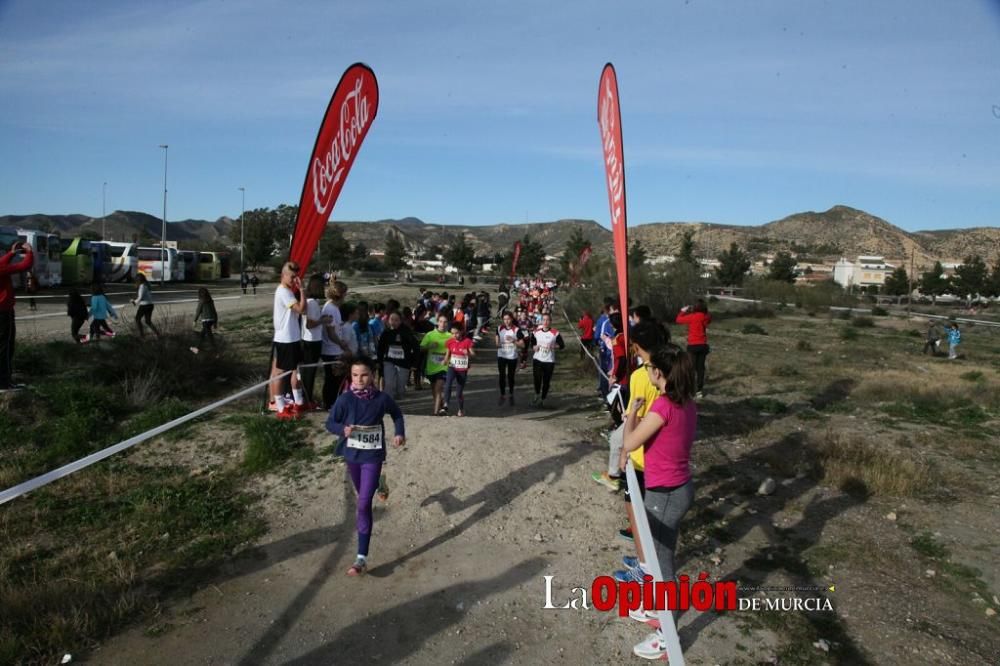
[578,314,594,341]
[675,310,711,346]
[0,247,34,312]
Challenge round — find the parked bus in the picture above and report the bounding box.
[59,237,96,286]
[94,241,138,282]
[179,250,199,281]
[137,246,181,282]
[15,229,63,287]
[218,251,231,278]
[198,252,222,281]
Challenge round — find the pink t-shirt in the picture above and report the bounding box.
[642,396,698,488]
[446,337,475,372]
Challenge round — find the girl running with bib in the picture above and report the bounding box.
[419,313,453,416]
[326,357,406,576]
[530,312,565,408]
[442,321,475,416]
[495,310,526,406]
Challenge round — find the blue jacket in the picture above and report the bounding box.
[89,294,117,321]
[947,327,961,345]
[326,390,405,463]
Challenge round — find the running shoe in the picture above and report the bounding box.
[437,406,448,416]
[629,607,661,627]
[633,631,669,660]
[457,409,465,417]
[276,405,298,421]
[377,474,390,501]
[346,557,367,576]
[618,527,634,542]
[695,391,704,400]
[268,400,279,412]
[190,347,200,354]
[537,398,545,409]
[591,471,621,492]
[613,564,650,584]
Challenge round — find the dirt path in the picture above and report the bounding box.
[82,357,761,665]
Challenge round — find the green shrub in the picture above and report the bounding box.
[851,316,875,328]
[840,327,859,341]
[747,397,787,414]
[796,339,813,352]
[741,323,768,335]
[959,371,984,383]
[242,418,307,473]
[871,306,889,317]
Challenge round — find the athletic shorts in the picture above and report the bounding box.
[273,341,302,371]
[426,371,446,383]
[623,469,645,503]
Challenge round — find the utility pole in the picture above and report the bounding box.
[238,186,245,274]
[102,182,107,240]
[159,144,169,285]
[907,247,915,318]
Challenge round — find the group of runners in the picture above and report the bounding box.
[267,266,571,576]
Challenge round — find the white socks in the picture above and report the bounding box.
[292,388,304,405]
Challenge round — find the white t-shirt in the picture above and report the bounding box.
[339,322,359,355]
[497,326,521,360]
[273,285,301,343]
[321,301,344,356]
[302,298,323,342]
[532,328,562,364]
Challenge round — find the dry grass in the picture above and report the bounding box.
[853,368,1000,412]
[812,430,935,497]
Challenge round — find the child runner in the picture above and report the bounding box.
[946,322,961,360]
[619,344,697,660]
[191,287,218,353]
[515,306,533,369]
[443,321,475,416]
[419,313,453,416]
[87,284,118,344]
[131,273,161,338]
[377,311,419,400]
[67,290,88,343]
[577,310,595,361]
[354,301,378,359]
[495,310,526,406]
[530,312,565,408]
[326,356,405,576]
[299,275,326,409]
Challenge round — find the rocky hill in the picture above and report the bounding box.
[2,206,995,266]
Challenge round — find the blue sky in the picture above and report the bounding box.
[1,0,998,232]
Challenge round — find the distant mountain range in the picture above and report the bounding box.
[2,205,996,267]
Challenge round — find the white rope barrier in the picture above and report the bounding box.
[0,360,340,506]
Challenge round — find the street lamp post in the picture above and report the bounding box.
[102,182,107,240]
[239,186,245,274]
[159,145,169,285]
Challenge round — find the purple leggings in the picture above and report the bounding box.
[347,461,383,557]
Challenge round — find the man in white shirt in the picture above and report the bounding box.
[271,261,308,419]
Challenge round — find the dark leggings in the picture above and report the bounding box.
[301,340,322,402]
[444,368,468,408]
[644,480,694,621]
[497,357,517,395]
[135,304,159,337]
[89,319,112,339]
[687,344,709,392]
[321,354,345,409]
[347,461,383,557]
[199,320,216,346]
[71,316,86,342]
[532,359,554,399]
[0,310,14,388]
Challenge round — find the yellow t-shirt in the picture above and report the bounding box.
[628,363,660,471]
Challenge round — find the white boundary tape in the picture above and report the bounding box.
[626,460,686,665]
[0,360,338,506]
[558,305,626,413]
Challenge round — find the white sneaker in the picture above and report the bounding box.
[629,607,661,627]
[633,631,669,660]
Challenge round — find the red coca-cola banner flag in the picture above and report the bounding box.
[571,244,593,287]
[289,63,379,276]
[509,240,523,279]
[597,63,629,352]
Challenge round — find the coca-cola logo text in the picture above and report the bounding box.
[599,77,624,230]
[311,76,372,215]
